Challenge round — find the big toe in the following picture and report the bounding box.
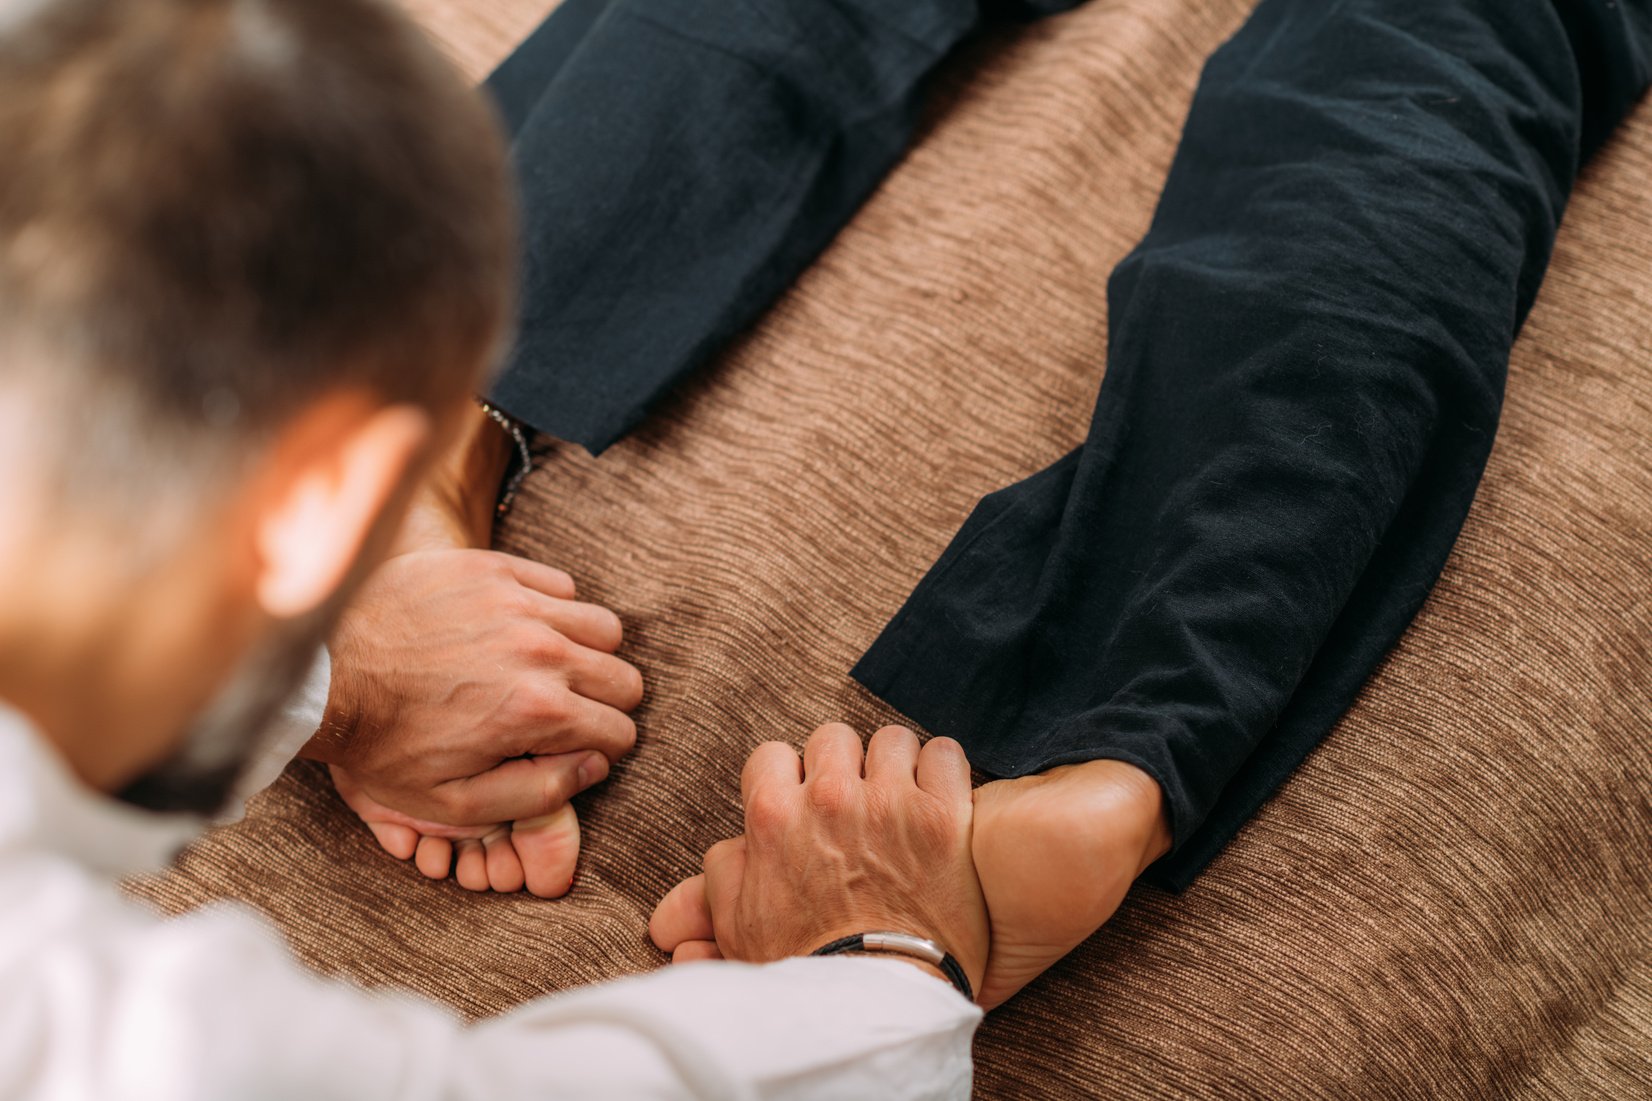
[366,821,420,861]
[513,803,581,899]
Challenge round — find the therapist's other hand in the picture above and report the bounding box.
[649,724,988,998]
[304,547,643,827]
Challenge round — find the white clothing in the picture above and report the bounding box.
[0,699,979,1100]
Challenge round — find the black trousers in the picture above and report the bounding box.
[485,0,1651,888]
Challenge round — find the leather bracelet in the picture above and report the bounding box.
[811,931,974,1002]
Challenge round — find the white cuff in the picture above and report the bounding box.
[217,646,332,822]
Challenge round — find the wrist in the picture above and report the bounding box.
[296,706,355,765]
[886,956,951,987]
[811,930,977,1002]
[297,637,364,765]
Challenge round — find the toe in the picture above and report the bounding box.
[414,836,454,880]
[482,828,526,893]
[513,803,581,899]
[367,821,419,861]
[454,839,489,891]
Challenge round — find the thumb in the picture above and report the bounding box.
[650,874,715,952]
[438,751,608,825]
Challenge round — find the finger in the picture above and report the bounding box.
[741,741,803,808]
[482,827,525,894]
[916,736,973,805]
[365,820,419,861]
[863,725,921,785]
[649,874,715,951]
[497,553,577,600]
[454,839,488,891]
[802,722,863,781]
[530,596,624,653]
[702,836,748,879]
[513,803,581,899]
[561,647,645,712]
[701,836,747,935]
[672,941,723,964]
[518,696,637,763]
[414,835,453,880]
[439,751,608,825]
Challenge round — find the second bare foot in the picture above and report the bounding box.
[332,764,585,898]
[970,759,1171,1009]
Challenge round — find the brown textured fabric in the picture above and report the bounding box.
[128,0,1652,1095]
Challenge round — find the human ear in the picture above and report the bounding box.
[254,399,431,619]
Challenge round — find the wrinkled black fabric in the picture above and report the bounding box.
[484,0,1652,890]
[483,0,1075,451]
[854,0,1652,887]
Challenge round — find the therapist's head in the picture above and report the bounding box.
[0,0,515,808]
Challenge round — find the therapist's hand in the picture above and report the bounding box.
[308,548,642,824]
[300,551,642,899]
[649,724,988,998]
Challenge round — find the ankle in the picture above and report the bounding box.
[1043,759,1173,875]
[396,402,515,554]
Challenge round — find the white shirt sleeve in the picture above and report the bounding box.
[464,956,978,1100]
[220,647,333,817]
[0,857,979,1101]
[0,699,981,1099]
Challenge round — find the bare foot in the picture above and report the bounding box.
[970,760,1171,1009]
[331,765,584,897]
[328,405,591,899]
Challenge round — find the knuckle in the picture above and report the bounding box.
[437,788,478,823]
[481,554,515,582]
[514,683,571,724]
[805,776,855,816]
[910,797,960,845]
[542,762,580,806]
[703,837,739,874]
[744,788,790,833]
[921,736,965,768]
[502,623,547,657]
[530,630,571,664]
[859,781,896,825]
[503,590,540,619]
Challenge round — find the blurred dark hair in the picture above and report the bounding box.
[0,0,516,499]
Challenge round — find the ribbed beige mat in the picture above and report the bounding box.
[129,1,1652,1095]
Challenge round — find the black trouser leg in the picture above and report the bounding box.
[854,0,1652,887]
[483,0,1085,451]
